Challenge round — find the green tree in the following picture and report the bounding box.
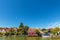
[24,26,29,35]
[18,28,24,35]
[36,29,40,34]
[9,28,15,35]
[42,28,48,33]
[51,27,60,34]
[19,22,24,28]
[35,29,42,36]
[18,22,29,35]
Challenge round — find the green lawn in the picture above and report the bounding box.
[0,36,60,40]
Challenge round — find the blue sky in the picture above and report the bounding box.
[0,0,60,28]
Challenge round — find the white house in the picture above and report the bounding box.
[0,28,6,33]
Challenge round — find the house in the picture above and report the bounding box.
[0,28,6,33]
[27,28,37,36]
[4,28,11,33]
[27,28,46,37]
[13,28,18,32]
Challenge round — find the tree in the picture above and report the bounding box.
[9,28,15,35]
[24,26,29,31]
[42,28,47,31]
[42,28,48,33]
[18,28,24,35]
[51,27,60,34]
[18,22,25,35]
[18,22,29,35]
[24,26,29,35]
[35,29,42,36]
[19,22,24,28]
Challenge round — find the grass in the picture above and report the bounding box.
[0,36,60,40]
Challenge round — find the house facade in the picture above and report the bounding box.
[27,28,37,36]
[0,28,6,33]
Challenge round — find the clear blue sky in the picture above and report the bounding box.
[0,0,60,28]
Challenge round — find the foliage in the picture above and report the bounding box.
[51,27,60,34]
[18,22,29,35]
[0,33,3,35]
[42,28,48,33]
[35,29,40,34]
[5,32,10,36]
[18,28,24,35]
[35,29,42,37]
[24,26,29,35]
[19,22,24,28]
[15,32,20,35]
